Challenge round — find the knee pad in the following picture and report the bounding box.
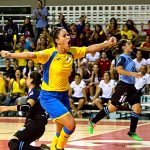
[8,139,19,150]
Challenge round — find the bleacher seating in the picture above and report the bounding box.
[46,5,150,30]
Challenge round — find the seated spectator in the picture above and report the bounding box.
[93,71,115,118]
[69,23,79,46]
[77,57,90,79]
[77,15,86,34]
[98,51,111,78]
[88,64,101,99]
[77,32,87,47]
[141,20,150,36]
[13,35,35,52]
[37,28,54,48]
[20,17,35,41]
[139,35,150,59]
[3,18,18,50]
[110,49,119,80]
[56,13,69,32]
[83,22,93,45]
[121,24,138,43]
[22,60,37,79]
[135,65,150,95]
[133,50,147,72]
[106,17,121,40]
[69,73,87,118]
[0,72,6,105]
[14,42,29,70]
[126,19,139,34]
[86,51,101,72]
[92,24,107,43]
[4,68,26,107]
[147,58,150,74]
[36,36,48,51]
[92,32,102,44]
[0,58,15,79]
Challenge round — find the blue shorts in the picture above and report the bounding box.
[39,90,70,121]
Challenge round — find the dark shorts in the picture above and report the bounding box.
[100,97,110,104]
[14,117,47,144]
[111,81,140,108]
[70,96,85,102]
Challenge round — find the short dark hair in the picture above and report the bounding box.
[30,71,42,87]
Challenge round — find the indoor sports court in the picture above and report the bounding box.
[0,117,150,150]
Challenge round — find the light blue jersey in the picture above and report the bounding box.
[117,54,136,84]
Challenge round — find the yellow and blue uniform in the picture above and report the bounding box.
[33,47,86,121]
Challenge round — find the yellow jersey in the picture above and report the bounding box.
[33,47,86,91]
[15,49,29,67]
[121,30,133,40]
[0,77,6,95]
[10,78,26,95]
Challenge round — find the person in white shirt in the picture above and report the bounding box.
[69,73,88,118]
[147,58,150,74]
[135,65,150,95]
[133,50,147,72]
[93,72,115,115]
[86,51,100,72]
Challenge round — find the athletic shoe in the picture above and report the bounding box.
[128,131,143,141]
[40,144,50,150]
[88,118,95,134]
[55,145,64,150]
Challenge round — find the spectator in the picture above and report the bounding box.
[135,65,150,95]
[126,19,139,34]
[106,17,121,41]
[121,24,138,42]
[83,22,93,45]
[20,17,35,40]
[36,36,48,51]
[14,42,29,70]
[22,60,37,79]
[77,32,87,47]
[0,72,6,105]
[92,24,107,43]
[69,23,79,46]
[4,69,26,116]
[0,58,15,79]
[69,73,87,118]
[139,35,150,59]
[77,15,86,34]
[141,20,150,36]
[147,58,150,74]
[56,13,69,31]
[133,50,147,72]
[110,49,119,80]
[77,57,89,79]
[98,51,111,78]
[93,71,115,118]
[32,0,48,43]
[88,64,101,99]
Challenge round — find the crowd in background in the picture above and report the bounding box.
[0,0,150,117]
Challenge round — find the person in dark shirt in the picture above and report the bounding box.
[0,71,49,150]
[0,58,15,79]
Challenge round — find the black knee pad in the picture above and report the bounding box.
[8,139,19,150]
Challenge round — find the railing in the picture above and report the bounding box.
[0,4,150,32]
[46,5,150,30]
